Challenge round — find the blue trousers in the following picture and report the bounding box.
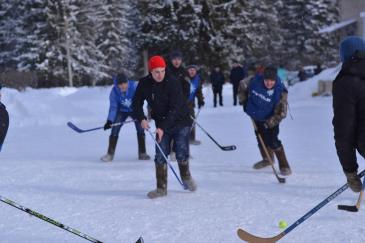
[155,126,190,165]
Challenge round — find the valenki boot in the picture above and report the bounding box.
[137,133,150,160]
[101,136,118,162]
[178,161,197,191]
[253,145,274,169]
[147,163,168,199]
[274,146,292,176]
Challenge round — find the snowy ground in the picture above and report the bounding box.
[1,69,365,243]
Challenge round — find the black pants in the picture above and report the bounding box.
[255,121,282,150]
[233,84,239,105]
[213,87,223,107]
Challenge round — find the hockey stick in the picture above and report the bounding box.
[190,109,201,132]
[251,119,285,184]
[338,176,365,212]
[135,237,144,243]
[146,129,188,190]
[67,120,135,133]
[0,195,103,243]
[237,169,365,242]
[191,116,237,151]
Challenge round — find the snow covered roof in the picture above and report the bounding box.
[318,19,357,34]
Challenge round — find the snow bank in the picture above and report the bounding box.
[288,66,340,101]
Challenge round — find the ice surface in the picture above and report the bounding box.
[0,69,364,243]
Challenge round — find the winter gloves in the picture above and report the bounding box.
[104,120,112,130]
[345,171,362,193]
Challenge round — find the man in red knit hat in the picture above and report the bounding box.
[132,55,197,199]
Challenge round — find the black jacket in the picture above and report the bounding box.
[230,66,246,86]
[0,102,9,147]
[332,51,365,173]
[132,74,192,131]
[210,71,225,89]
[168,65,190,99]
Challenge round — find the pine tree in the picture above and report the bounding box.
[94,0,138,80]
[0,0,27,70]
[278,0,339,68]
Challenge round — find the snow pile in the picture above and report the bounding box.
[2,87,110,127]
[288,66,340,101]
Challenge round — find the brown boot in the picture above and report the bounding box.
[147,163,167,199]
[178,161,197,191]
[137,133,150,160]
[253,145,274,169]
[274,146,292,176]
[101,136,118,162]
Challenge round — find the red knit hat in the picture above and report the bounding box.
[148,56,166,71]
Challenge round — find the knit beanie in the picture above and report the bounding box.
[340,36,365,62]
[263,66,277,80]
[148,56,166,71]
[115,72,128,84]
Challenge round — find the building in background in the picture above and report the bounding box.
[319,0,365,38]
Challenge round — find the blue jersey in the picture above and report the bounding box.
[245,74,285,121]
[188,74,201,102]
[107,80,138,122]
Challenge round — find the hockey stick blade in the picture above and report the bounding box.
[337,180,364,213]
[337,205,358,212]
[67,122,85,133]
[277,175,286,184]
[221,145,237,151]
[237,228,285,243]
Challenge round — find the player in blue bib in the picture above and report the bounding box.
[101,73,150,162]
[186,65,205,145]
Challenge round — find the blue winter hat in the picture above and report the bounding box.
[186,64,198,70]
[114,72,128,85]
[169,50,183,60]
[339,36,365,62]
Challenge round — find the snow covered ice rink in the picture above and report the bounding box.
[1,68,365,242]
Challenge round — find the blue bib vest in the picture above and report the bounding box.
[188,74,201,102]
[246,74,285,121]
[107,80,137,121]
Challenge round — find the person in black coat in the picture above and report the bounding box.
[333,36,365,192]
[0,83,9,152]
[230,62,246,106]
[210,66,225,107]
[132,55,197,199]
[167,50,190,99]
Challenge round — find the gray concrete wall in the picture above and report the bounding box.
[340,0,365,38]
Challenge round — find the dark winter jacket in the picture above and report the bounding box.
[240,75,288,128]
[107,80,137,121]
[0,102,9,152]
[187,74,204,109]
[332,51,365,173]
[230,66,246,86]
[132,74,192,131]
[168,65,190,99]
[210,71,225,90]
